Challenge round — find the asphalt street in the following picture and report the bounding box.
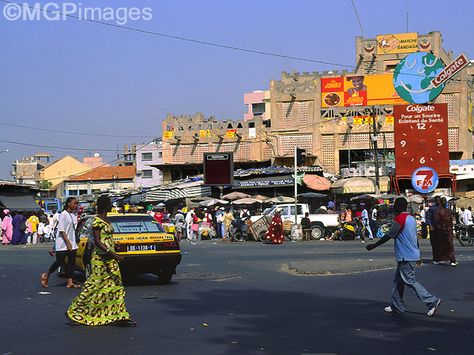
[1,240,473,355]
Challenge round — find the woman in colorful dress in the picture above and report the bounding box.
[1,209,13,245]
[264,209,284,244]
[66,195,136,327]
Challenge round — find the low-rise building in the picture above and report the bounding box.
[159,113,271,184]
[37,155,90,197]
[63,166,135,197]
[11,152,53,185]
[134,140,163,189]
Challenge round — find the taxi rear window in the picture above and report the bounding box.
[109,216,165,234]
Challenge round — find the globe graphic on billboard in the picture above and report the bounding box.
[393,52,445,104]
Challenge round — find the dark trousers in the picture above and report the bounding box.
[216,222,223,238]
[48,250,77,278]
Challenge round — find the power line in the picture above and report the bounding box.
[0,105,155,138]
[2,0,470,83]
[350,0,365,36]
[0,0,354,69]
[0,120,156,139]
[0,138,119,152]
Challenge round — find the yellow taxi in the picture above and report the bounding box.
[75,213,182,283]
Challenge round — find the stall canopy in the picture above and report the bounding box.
[141,179,211,202]
[302,174,331,191]
[331,177,390,194]
[0,193,40,211]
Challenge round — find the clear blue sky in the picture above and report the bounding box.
[0,0,473,179]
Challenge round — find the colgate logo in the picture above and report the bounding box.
[406,105,435,113]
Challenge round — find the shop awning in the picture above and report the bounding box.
[141,180,211,202]
[331,177,390,194]
[0,193,40,211]
[233,175,294,189]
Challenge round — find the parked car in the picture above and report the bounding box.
[75,213,182,283]
[251,203,339,240]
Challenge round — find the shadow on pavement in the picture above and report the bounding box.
[160,288,472,355]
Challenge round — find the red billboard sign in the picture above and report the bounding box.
[203,153,234,186]
[431,53,470,88]
[394,103,449,176]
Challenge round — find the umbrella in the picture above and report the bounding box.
[350,193,400,202]
[454,197,474,209]
[232,198,262,205]
[303,174,331,191]
[406,195,424,204]
[221,191,251,201]
[252,194,270,202]
[298,192,327,199]
[268,196,295,203]
[331,177,390,194]
[199,198,229,207]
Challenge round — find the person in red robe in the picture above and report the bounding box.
[265,210,284,244]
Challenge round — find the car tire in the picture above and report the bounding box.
[258,231,267,242]
[157,269,173,284]
[310,225,325,240]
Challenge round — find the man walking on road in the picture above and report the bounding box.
[366,197,441,317]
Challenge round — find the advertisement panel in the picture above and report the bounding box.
[394,103,449,176]
[203,153,234,186]
[321,74,406,108]
[376,32,418,54]
[163,131,174,139]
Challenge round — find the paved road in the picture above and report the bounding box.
[1,240,473,355]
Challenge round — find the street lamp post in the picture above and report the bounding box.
[371,107,380,195]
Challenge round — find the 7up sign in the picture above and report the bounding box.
[411,166,439,194]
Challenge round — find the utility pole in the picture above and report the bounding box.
[294,146,298,225]
[371,107,380,195]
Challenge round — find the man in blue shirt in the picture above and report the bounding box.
[366,197,441,317]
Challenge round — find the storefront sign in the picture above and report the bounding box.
[377,33,418,54]
[394,103,449,176]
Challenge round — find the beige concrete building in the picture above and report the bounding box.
[269,31,474,176]
[160,32,473,189]
[160,113,271,183]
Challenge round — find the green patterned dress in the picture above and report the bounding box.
[67,216,131,326]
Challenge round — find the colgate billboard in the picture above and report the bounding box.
[431,53,470,88]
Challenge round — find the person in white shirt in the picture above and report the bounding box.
[361,204,374,239]
[41,197,81,289]
[462,207,472,225]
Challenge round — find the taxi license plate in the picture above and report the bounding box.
[127,245,156,252]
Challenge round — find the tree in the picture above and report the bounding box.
[38,180,53,190]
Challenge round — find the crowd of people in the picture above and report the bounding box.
[146,205,246,242]
[1,209,61,246]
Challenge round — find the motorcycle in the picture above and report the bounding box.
[455,224,474,247]
[333,219,369,241]
[230,218,249,242]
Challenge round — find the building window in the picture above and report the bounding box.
[67,190,76,196]
[158,152,163,159]
[248,122,255,128]
[78,190,88,195]
[142,170,153,179]
[141,152,153,161]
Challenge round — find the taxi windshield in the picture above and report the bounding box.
[110,216,165,234]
